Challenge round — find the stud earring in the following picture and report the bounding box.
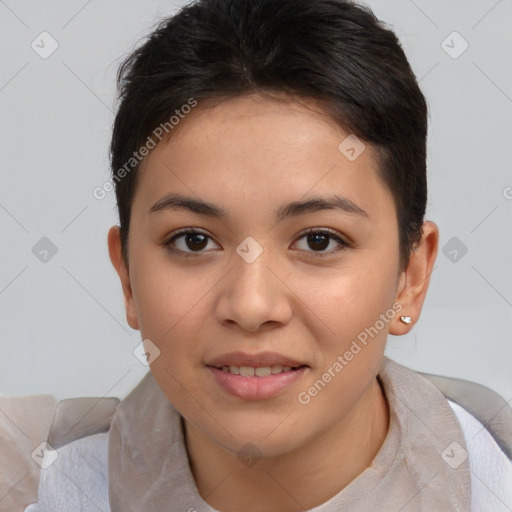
[400,316,412,325]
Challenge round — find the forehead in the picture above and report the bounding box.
[132,94,394,222]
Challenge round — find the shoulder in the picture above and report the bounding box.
[24,432,111,512]
[448,399,512,511]
[384,359,512,509]
[419,368,512,460]
[416,364,512,509]
[0,391,119,512]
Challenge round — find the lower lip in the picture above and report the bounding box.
[207,366,308,400]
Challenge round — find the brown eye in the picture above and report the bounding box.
[182,232,208,251]
[163,227,349,258]
[164,229,219,256]
[294,228,349,257]
[306,232,330,251]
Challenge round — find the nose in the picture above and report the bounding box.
[214,242,293,333]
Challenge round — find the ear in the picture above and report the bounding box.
[107,226,140,331]
[389,221,439,335]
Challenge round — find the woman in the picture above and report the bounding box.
[3,0,511,510]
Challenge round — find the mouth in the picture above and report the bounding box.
[205,351,309,373]
[209,364,308,377]
[206,363,310,400]
[205,351,310,399]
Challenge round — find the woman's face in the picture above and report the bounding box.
[110,93,408,457]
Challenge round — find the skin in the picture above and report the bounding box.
[108,93,439,512]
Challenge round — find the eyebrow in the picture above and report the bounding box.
[149,193,368,221]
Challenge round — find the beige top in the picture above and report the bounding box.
[107,356,472,511]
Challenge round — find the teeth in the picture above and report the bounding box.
[219,365,298,376]
[239,366,255,377]
[255,366,271,377]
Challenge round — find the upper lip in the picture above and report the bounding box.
[206,351,308,369]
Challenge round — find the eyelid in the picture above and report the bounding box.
[163,227,350,257]
[296,227,350,246]
[163,227,220,257]
[293,227,350,256]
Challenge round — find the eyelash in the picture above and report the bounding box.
[162,227,350,258]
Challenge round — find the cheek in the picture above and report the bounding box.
[300,258,397,349]
[132,264,210,410]
[294,268,394,428]
[130,255,210,362]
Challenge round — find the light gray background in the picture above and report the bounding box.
[1,0,511,402]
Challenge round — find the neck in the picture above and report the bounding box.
[184,377,390,512]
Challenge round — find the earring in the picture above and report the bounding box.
[400,316,412,325]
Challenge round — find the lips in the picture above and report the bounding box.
[207,365,309,400]
[206,351,308,369]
